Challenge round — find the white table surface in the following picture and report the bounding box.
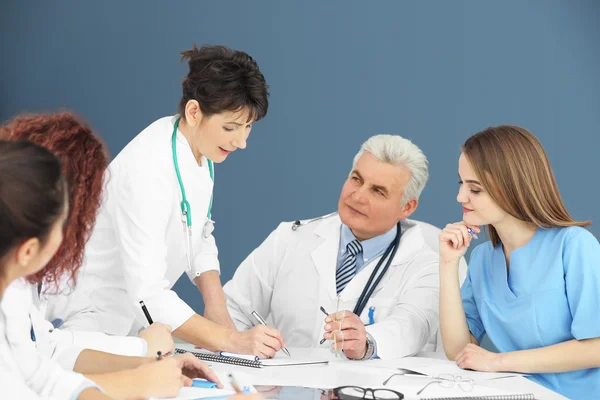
[174,345,567,400]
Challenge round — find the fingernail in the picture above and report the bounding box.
[325,317,332,323]
[325,324,331,330]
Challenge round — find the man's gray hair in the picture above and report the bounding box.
[352,134,429,204]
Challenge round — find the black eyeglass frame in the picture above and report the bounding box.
[333,385,404,400]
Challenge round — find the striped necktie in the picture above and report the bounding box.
[336,239,363,294]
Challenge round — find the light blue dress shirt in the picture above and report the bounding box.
[461,226,600,400]
[336,224,397,273]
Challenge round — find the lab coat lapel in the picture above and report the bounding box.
[310,216,342,302]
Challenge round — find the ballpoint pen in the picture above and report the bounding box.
[139,300,154,324]
[466,227,478,240]
[319,306,329,344]
[228,373,243,393]
[333,295,342,354]
[251,310,292,357]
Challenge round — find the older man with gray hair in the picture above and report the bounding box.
[223,135,440,360]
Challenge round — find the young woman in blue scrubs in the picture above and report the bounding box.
[439,125,600,399]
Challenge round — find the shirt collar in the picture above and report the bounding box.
[340,223,397,262]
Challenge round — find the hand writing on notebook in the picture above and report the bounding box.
[228,325,286,359]
[323,311,368,359]
[195,325,286,358]
[139,322,175,357]
[455,343,502,372]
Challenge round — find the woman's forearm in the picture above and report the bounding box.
[498,337,600,374]
[74,349,152,374]
[440,261,475,359]
[172,313,234,351]
[77,388,114,400]
[194,270,236,329]
[86,370,142,400]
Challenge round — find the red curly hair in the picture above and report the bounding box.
[0,112,108,290]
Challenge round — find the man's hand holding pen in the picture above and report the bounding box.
[322,309,369,360]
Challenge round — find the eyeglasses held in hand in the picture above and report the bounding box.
[334,386,404,400]
[416,374,475,395]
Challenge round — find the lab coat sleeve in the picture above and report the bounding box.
[186,232,220,281]
[113,166,195,331]
[223,223,287,330]
[44,280,101,333]
[41,329,147,371]
[1,281,101,400]
[365,255,440,359]
[563,228,600,340]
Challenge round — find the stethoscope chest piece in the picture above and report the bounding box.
[203,219,215,239]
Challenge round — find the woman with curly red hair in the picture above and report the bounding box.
[0,113,224,400]
[0,112,108,289]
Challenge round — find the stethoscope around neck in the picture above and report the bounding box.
[172,117,214,272]
[292,212,402,317]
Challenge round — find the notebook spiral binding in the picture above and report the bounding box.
[420,394,535,400]
[175,348,263,368]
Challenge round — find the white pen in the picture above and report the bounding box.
[218,351,259,361]
[251,310,292,357]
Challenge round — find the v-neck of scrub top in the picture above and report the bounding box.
[493,227,542,301]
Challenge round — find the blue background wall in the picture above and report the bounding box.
[2,1,599,321]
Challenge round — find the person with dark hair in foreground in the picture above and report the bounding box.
[0,140,220,400]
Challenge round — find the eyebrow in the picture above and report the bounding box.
[225,121,253,126]
[352,170,389,194]
[458,174,481,185]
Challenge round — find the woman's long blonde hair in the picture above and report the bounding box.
[462,125,590,247]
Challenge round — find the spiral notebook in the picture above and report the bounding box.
[175,348,263,368]
[420,394,535,400]
[175,346,331,368]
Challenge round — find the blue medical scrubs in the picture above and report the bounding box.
[461,226,600,399]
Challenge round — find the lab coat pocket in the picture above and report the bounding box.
[360,296,396,325]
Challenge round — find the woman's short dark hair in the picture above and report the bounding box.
[179,44,269,122]
[0,141,67,277]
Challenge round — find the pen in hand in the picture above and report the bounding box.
[228,373,243,393]
[139,301,154,324]
[319,306,329,345]
[251,311,291,358]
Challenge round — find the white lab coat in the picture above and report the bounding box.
[224,215,443,359]
[4,280,148,372]
[0,308,58,400]
[1,280,100,400]
[45,115,219,336]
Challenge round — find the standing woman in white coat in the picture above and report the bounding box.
[46,44,285,357]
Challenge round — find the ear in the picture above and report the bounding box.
[184,100,204,127]
[398,198,418,220]
[15,237,41,270]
